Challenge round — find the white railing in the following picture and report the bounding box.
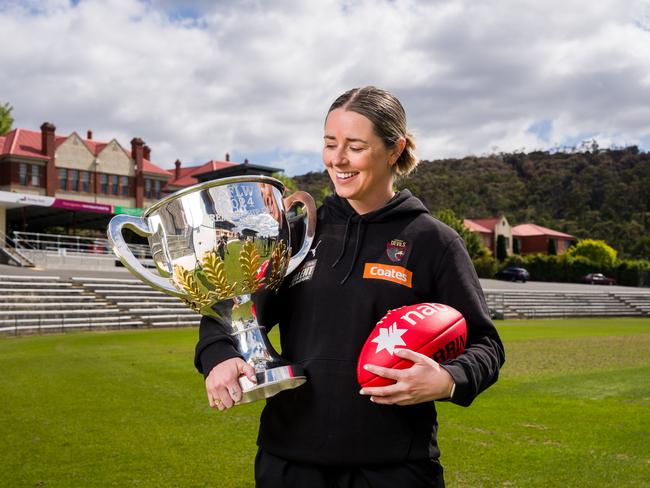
[0,230,35,266]
[12,231,152,259]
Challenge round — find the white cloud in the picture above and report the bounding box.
[1,0,649,175]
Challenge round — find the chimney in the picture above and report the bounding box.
[244,158,249,164]
[174,159,181,180]
[143,145,151,161]
[41,122,56,196]
[131,137,145,208]
[87,130,93,140]
[225,153,230,162]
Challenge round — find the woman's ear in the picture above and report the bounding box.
[390,137,407,165]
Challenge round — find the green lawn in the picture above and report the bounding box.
[0,318,648,487]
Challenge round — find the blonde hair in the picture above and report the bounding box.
[327,86,419,176]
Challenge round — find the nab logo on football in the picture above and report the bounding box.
[357,303,467,388]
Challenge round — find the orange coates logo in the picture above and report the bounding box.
[363,263,413,288]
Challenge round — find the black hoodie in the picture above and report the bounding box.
[195,190,505,466]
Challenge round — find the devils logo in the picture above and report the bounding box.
[386,239,407,263]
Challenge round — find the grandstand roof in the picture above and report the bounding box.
[166,159,236,187]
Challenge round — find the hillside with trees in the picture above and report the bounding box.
[293,146,650,260]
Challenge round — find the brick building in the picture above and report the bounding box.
[0,123,280,241]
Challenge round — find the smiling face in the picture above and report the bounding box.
[323,108,402,214]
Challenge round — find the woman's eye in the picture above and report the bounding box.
[350,147,363,152]
[324,144,336,149]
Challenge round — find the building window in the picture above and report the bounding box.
[154,180,161,199]
[19,163,28,186]
[145,179,152,199]
[120,176,129,197]
[100,174,108,194]
[58,168,67,190]
[111,175,119,195]
[81,171,90,193]
[69,169,79,192]
[31,164,40,186]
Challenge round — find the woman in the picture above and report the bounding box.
[195,86,505,487]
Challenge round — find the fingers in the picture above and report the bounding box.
[239,361,258,384]
[362,363,404,381]
[394,348,432,364]
[205,358,254,411]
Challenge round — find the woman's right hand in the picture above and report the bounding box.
[205,358,257,411]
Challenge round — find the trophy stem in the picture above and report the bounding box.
[229,295,306,404]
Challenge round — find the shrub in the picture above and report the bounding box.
[615,260,650,287]
[473,255,497,278]
[566,239,617,268]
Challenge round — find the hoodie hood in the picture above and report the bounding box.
[322,190,430,284]
[322,189,429,223]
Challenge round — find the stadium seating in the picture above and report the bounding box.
[1,271,648,335]
[484,289,648,319]
[0,274,145,333]
[73,276,200,328]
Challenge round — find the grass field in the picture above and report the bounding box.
[0,318,648,487]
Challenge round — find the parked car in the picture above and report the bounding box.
[582,273,616,285]
[494,267,530,282]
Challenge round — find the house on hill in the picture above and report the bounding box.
[511,223,575,255]
[464,216,575,256]
[463,215,513,256]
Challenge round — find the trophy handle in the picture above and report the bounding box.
[283,191,317,276]
[107,214,185,298]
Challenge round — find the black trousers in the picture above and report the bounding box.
[255,449,445,488]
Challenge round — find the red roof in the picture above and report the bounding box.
[463,219,492,233]
[0,127,169,176]
[143,159,172,177]
[0,129,48,160]
[166,159,236,187]
[512,224,574,239]
[470,218,502,230]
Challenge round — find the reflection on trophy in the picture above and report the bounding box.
[107,176,316,404]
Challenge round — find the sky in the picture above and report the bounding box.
[1,0,650,175]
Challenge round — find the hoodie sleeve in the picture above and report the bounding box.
[194,314,242,377]
[434,237,505,407]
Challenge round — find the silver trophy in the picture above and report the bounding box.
[107,176,316,404]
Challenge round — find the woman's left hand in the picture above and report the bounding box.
[359,348,455,405]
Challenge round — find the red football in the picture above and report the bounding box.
[357,303,467,388]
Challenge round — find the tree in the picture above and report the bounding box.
[0,102,13,135]
[271,172,298,193]
[496,235,508,262]
[566,239,617,268]
[434,209,489,259]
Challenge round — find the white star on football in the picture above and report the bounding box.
[371,323,407,355]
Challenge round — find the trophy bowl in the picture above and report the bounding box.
[107,175,316,404]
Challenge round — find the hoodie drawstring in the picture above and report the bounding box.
[331,214,353,268]
[331,214,367,285]
[340,217,366,285]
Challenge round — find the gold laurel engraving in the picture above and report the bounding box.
[267,240,290,292]
[173,264,211,312]
[239,240,262,293]
[201,250,237,300]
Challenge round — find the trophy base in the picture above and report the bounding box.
[237,364,307,404]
